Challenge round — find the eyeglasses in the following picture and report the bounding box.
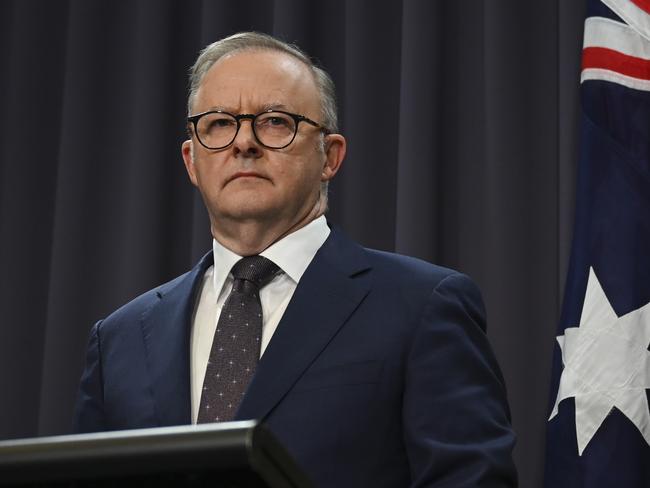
[187,109,328,150]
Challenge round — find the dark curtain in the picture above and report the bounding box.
[0,1,586,487]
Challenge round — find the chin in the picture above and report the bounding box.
[217,201,283,222]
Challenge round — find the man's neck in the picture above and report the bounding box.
[211,198,326,256]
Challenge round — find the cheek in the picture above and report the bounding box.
[279,148,325,185]
[194,158,226,187]
[283,163,322,195]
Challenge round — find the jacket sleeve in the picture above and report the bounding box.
[72,321,108,433]
[403,273,518,487]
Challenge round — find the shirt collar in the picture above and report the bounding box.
[212,215,330,296]
[212,238,242,300]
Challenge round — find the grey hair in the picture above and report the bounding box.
[187,32,338,133]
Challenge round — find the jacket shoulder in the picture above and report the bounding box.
[102,272,189,324]
[362,248,486,326]
[98,251,213,331]
[364,248,464,286]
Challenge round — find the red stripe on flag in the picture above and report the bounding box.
[582,47,650,80]
[631,0,650,14]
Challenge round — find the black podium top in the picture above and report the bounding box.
[0,421,313,487]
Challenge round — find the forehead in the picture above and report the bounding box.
[195,50,320,114]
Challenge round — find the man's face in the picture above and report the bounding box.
[182,50,344,240]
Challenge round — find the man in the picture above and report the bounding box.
[74,32,517,487]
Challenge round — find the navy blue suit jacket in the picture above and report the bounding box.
[74,228,517,487]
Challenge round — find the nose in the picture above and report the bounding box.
[232,118,262,158]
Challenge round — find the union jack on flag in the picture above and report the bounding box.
[544,0,650,486]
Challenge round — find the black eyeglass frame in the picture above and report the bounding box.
[187,109,329,150]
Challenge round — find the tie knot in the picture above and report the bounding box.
[230,255,280,288]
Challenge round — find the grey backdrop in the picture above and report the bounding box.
[0,1,586,487]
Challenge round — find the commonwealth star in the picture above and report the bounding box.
[549,267,650,455]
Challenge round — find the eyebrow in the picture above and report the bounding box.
[259,102,290,112]
[204,103,291,114]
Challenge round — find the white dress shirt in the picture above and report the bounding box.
[189,216,330,423]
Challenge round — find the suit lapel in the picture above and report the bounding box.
[140,252,213,427]
[236,228,372,421]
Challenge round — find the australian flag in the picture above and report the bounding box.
[544,0,650,486]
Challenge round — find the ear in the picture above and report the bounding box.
[321,134,346,182]
[181,139,199,187]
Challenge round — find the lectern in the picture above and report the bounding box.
[0,420,312,487]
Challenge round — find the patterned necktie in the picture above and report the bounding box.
[198,255,280,423]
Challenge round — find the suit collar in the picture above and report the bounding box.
[236,227,372,421]
[140,251,213,426]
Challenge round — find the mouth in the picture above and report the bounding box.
[226,171,268,184]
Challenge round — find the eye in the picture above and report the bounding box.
[209,117,236,128]
[257,114,292,129]
[268,116,290,127]
[198,115,236,136]
[255,112,296,133]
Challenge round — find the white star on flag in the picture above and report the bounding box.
[549,267,650,455]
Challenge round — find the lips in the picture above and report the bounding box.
[226,171,268,183]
